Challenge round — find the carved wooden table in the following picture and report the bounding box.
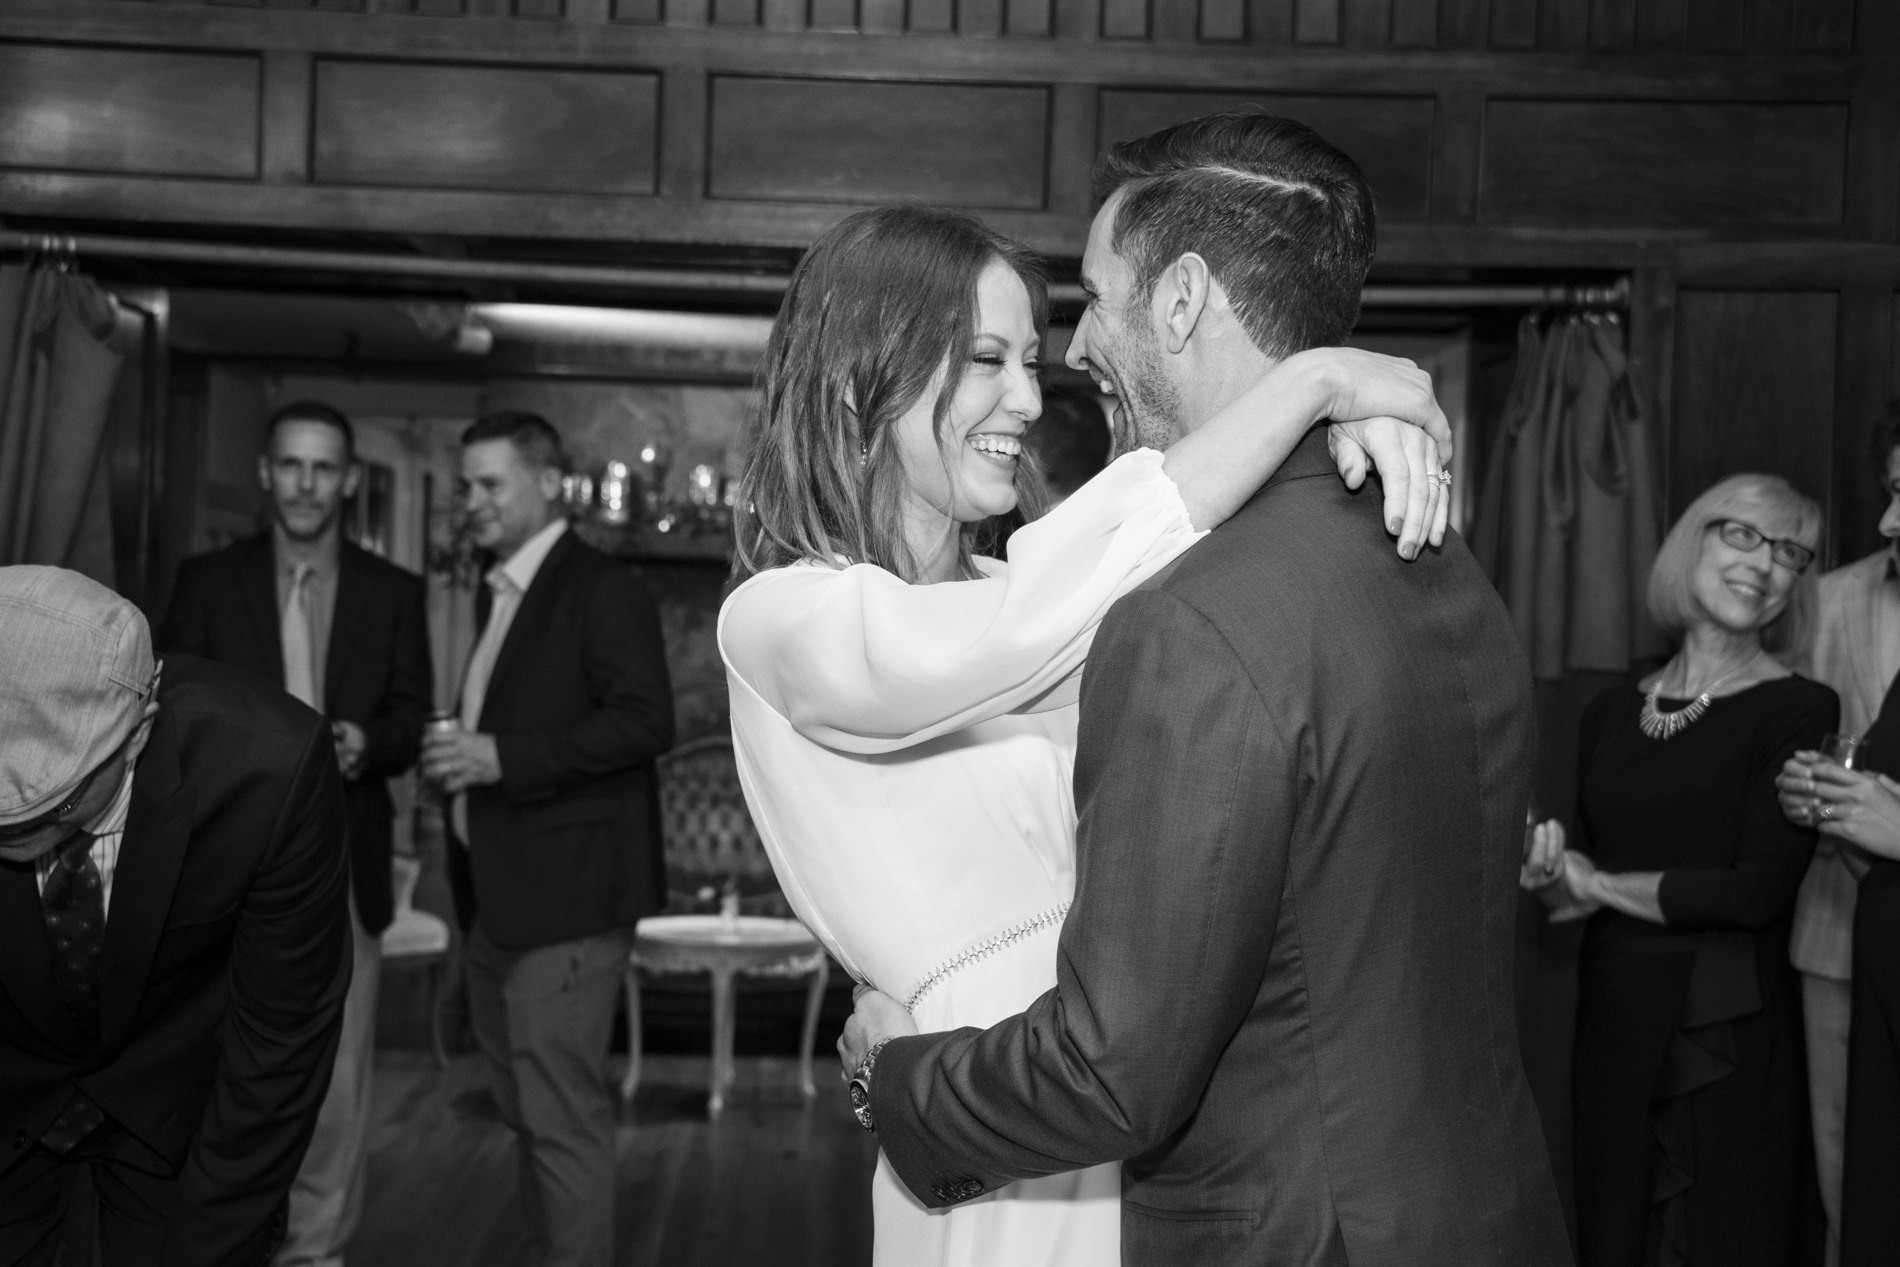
[621,915,830,1118]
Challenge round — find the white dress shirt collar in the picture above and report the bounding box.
[492,516,569,598]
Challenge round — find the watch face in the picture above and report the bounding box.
[849,1080,869,1111]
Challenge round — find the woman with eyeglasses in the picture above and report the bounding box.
[1521,473,1837,1267]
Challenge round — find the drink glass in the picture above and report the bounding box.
[1821,732,1870,770]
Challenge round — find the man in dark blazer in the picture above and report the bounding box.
[0,565,350,1266]
[844,114,1571,1265]
[156,400,431,1267]
[422,412,673,1267]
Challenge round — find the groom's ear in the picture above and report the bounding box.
[1156,252,1212,356]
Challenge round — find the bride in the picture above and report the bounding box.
[718,205,1449,1266]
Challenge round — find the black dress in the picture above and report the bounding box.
[1841,674,1900,1267]
[1571,675,1837,1267]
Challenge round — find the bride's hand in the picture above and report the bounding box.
[1328,417,1448,561]
[1280,347,1453,558]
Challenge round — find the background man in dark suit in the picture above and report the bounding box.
[421,412,674,1267]
[844,114,1571,1266]
[156,400,431,1267]
[0,565,351,1266]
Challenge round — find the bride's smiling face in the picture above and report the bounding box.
[892,260,1043,527]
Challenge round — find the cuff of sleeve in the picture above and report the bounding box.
[868,1032,995,1211]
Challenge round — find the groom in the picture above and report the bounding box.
[843,112,1571,1265]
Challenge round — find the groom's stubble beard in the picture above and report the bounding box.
[1106,307,1182,459]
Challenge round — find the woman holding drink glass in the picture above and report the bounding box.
[1521,474,1837,1267]
[1779,685,1900,1267]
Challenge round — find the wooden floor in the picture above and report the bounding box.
[352,1052,879,1267]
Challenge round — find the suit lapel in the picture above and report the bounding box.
[98,709,194,1050]
[242,535,285,686]
[326,545,366,713]
[0,856,82,1052]
[479,531,575,727]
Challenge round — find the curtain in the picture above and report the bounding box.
[1471,311,1669,681]
[0,262,126,588]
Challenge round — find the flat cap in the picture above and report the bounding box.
[0,566,156,827]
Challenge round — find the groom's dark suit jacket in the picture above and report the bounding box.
[871,428,1570,1266]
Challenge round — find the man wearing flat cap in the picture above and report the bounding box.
[0,566,351,1266]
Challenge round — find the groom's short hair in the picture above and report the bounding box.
[1093,111,1377,359]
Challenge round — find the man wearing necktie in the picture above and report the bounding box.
[0,566,351,1265]
[422,412,674,1267]
[156,401,432,1267]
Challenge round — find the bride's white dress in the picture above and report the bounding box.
[717,450,1204,1267]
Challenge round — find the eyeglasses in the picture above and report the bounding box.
[1713,519,1815,573]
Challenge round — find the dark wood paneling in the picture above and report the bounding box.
[1489,0,1537,47]
[1686,0,1744,51]
[1793,0,1856,51]
[1098,89,1434,219]
[311,60,659,195]
[1294,0,1339,42]
[1391,0,1435,44]
[1008,0,1054,34]
[1590,0,1637,48]
[963,0,1006,35]
[1670,290,1837,516]
[1831,288,1898,559]
[706,77,1049,209]
[909,0,954,30]
[1200,0,1246,38]
[1541,0,1589,48]
[1638,0,1688,47]
[1343,0,1390,45]
[1251,0,1295,41]
[0,42,260,179]
[1481,100,1848,228]
[1102,0,1151,37]
[809,0,856,25]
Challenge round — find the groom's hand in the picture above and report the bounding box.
[839,988,918,1077]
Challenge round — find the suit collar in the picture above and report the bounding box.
[238,534,285,686]
[325,543,372,712]
[481,528,580,714]
[1263,425,1336,489]
[98,705,192,1050]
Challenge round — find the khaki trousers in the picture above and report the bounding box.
[276,896,382,1267]
[464,922,630,1267]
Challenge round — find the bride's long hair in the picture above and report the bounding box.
[733,205,1051,583]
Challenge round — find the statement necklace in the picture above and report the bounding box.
[1638,650,1763,741]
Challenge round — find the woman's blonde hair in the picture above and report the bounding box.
[1646,472,1823,662]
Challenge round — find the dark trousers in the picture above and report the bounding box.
[1842,863,1900,1267]
[463,921,630,1267]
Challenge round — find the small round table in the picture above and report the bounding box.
[621,915,830,1118]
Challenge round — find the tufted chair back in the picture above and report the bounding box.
[657,735,789,917]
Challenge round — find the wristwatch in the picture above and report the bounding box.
[848,1037,894,1134]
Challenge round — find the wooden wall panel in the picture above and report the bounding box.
[706,77,1049,209]
[1098,90,1434,219]
[311,60,659,195]
[1670,290,1838,516]
[1481,100,1847,227]
[0,43,260,179]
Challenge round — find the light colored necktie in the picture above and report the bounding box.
[282,563,319,709]
[453,568,515,844]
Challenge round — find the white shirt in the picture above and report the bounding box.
[35,742,139,920]
[453,516,569,841]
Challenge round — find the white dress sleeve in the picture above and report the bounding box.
[718,448,1205,753]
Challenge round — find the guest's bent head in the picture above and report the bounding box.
[1868,399,1900,550]
[460,410,570,559]
[735,204,1050,583]
[1648,473,1823,662]
[1074,110,1378,451]
[258,400,359,544]
[0,566,160,864]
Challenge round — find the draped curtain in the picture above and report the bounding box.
[0,261,126,587]
[1471,311,1669,680]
